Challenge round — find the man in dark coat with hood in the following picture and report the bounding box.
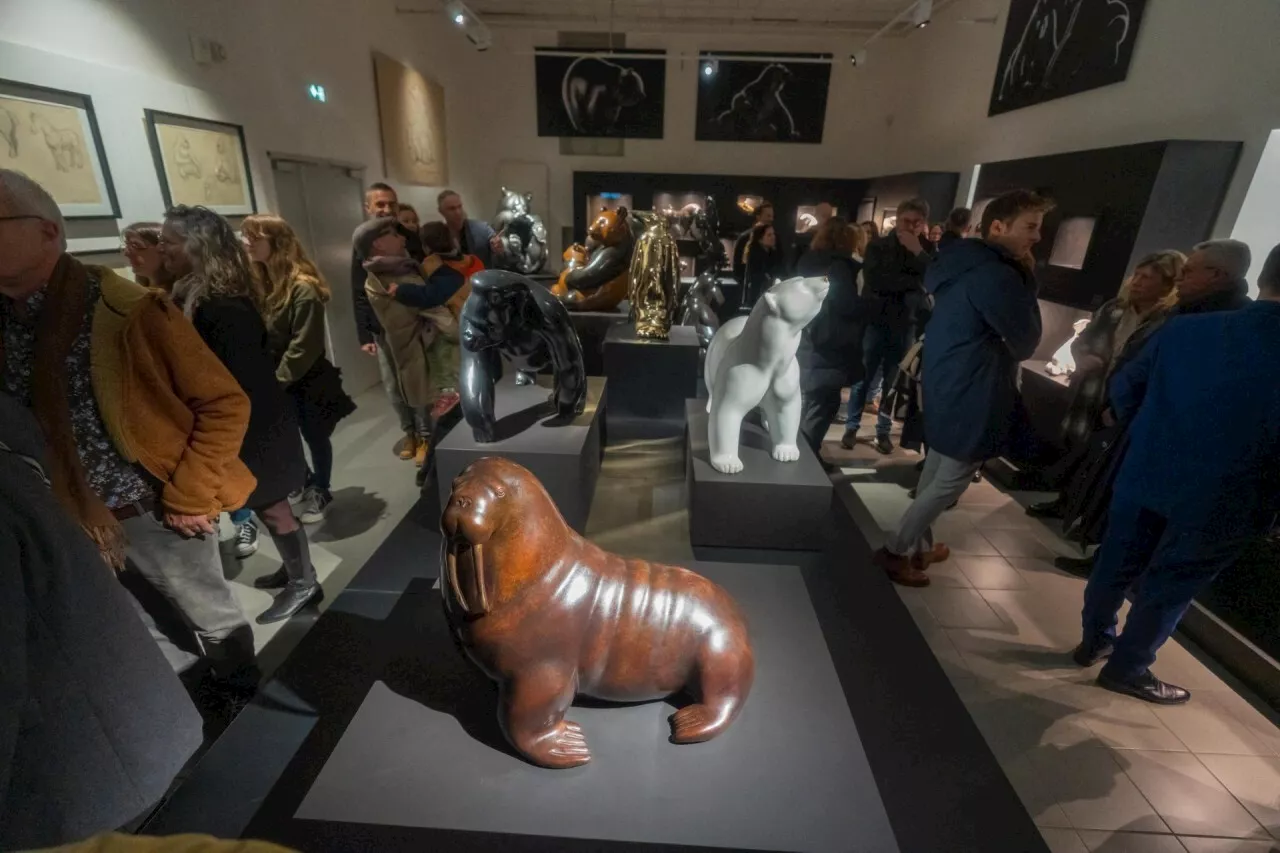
[875,190,1051,587]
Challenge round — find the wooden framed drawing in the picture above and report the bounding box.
[0,78,120,219]
[145,110,257,215]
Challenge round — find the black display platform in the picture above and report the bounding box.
[568,302,630,377]
[143,494,1046,852]
[435,376,606,533]
[604,324,701,442]
[294,563,895,852]
[686,399,833,551]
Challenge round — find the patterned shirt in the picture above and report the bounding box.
[0,273,154,508]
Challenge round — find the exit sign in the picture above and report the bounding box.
[308,84,327,103]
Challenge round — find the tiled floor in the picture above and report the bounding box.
[827,422,1280,853]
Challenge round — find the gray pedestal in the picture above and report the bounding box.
[686,399,833,550]
[604,324,700,442]
[567,302,629,377]
[435,376,606,532]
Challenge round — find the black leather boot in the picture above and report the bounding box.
[257,580,323,624]
[253,567,288,589]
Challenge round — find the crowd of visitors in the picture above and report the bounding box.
[787,186,1278,709]
[0,167,493,845]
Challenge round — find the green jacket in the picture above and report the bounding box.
[265,280,326,386]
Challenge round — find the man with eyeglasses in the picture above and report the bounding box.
[0,169,259,698]
[1167,239,1253,316]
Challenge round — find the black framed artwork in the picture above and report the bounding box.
[989,0,1149,116]
[534,50,666,139]
[144,110,257,216]
[0,78,120,219]
[695,52,831,144]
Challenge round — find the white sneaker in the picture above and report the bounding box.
[234,519,259,558]
[297,487,332,525]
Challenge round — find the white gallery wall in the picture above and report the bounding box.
[2,0,1278,264]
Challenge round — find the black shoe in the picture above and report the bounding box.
[257,581,324,625]
[1055,554,1096,578]
[873,436,894,455]
[840,430,857,450]
[907,488,917,499]
[253,566,288,589]
[1027,498,1065,519]
[972,470,983,483]
[1096,669,1190,705]
[1071,640,1114,667]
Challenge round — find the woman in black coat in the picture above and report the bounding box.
[160,205,322,625]
[741,222,782,313]
[796,217,867,461]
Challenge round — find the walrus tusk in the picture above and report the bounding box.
[474,542,489,613]
[446,546,467,612]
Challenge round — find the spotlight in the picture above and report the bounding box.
[453,13,465,25]
[850,49,868,67]
[701,58,719,78]
[912,0,932,28]
[444,0,492,51]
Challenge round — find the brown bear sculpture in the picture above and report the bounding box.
[440,457,755,769]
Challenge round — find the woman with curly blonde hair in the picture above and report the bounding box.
[1028,249,1185,522]
[241,214,353,528]
[160,205,322,624]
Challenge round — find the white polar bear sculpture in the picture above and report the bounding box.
[704,276,830,474]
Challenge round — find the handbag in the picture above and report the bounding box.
[1060,420,1130,546]
[882,336,926,451]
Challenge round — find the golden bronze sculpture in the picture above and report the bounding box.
[628,211,680,339]
[550,207,633,312]
[441,458,755,769]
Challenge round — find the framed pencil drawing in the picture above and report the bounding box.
[145,110,257,216]
[0,78,120,218]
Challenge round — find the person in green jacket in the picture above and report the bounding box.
[242,215,354,530]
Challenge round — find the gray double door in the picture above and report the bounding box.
[270,157,379,394]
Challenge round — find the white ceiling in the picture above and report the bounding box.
[420,0,943,35]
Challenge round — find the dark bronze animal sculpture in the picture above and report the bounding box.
[458,270,587,443]
[441,458,755,769]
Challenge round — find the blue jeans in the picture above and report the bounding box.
[229,508,252,525]
[849,322,911,440]
[847,366,883,425]
[1081,499,1240,681]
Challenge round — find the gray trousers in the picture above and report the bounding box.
[885,451,981,556]
[120,511,254,679]
[376,332,431,437]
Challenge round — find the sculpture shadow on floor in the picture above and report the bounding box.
[378,587,688,765]
[310,487,388,543]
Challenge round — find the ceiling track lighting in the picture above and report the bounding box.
[443,0,492,51]
[912,0,933,29]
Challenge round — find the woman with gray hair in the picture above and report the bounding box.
[159,205,322,623]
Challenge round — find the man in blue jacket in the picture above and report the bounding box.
[1073,243,1280,705]
[875,190,1050,587]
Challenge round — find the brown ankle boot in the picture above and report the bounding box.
[912,543,951,572]
[874,547,930,587]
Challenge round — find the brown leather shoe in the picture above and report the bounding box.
[395,433,418,460]
[912,543,951,572]
[874,547,930,587]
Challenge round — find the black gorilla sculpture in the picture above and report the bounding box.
[459,270,588,443]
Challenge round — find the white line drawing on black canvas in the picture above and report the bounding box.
[715,63,801,142]
[995,0,1134,106]
[561,56,646,135]
[0,105,18,158]
[29,112,86,172]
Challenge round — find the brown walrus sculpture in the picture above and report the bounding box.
[440,457,754,769]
